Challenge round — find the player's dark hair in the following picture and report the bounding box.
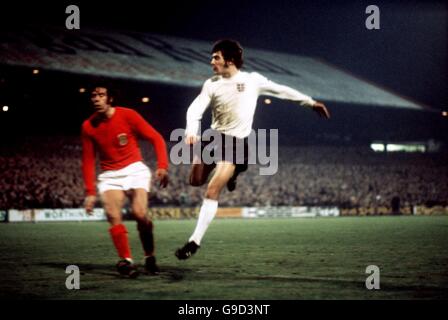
[89,78,117,103]
[212,39,244,69]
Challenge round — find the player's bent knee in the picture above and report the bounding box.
[205,185,221,200]
[107,214,122,226]
[132,208,147,220]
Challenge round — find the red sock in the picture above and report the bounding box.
[109,224,132,260]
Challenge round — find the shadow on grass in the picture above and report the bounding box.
[35,263,448,299]
[37,262,192,282]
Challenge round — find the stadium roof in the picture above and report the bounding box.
[0,26,425,110]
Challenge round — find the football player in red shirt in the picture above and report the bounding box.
[82,84,169,278]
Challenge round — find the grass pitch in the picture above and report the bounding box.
[0,216,447,300]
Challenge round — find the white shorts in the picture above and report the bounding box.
[98,161,151,194]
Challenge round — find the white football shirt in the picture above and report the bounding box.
[186,71,316,139]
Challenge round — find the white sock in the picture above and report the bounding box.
[189,198,218,245]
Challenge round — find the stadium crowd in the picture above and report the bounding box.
[1,136,447,210]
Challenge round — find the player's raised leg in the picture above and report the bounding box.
[176,162,235,260]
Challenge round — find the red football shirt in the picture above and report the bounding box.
[81,107,169,196]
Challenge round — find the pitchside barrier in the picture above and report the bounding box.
[2,206,447,222]
[7,208,107,222]
[0,210,7,222]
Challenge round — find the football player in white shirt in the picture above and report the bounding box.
[175,39,330,260]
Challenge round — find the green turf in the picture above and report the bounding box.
[0,216,447,300]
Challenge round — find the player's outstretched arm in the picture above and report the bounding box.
[312,102,330,119]
[256,73,329,119]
